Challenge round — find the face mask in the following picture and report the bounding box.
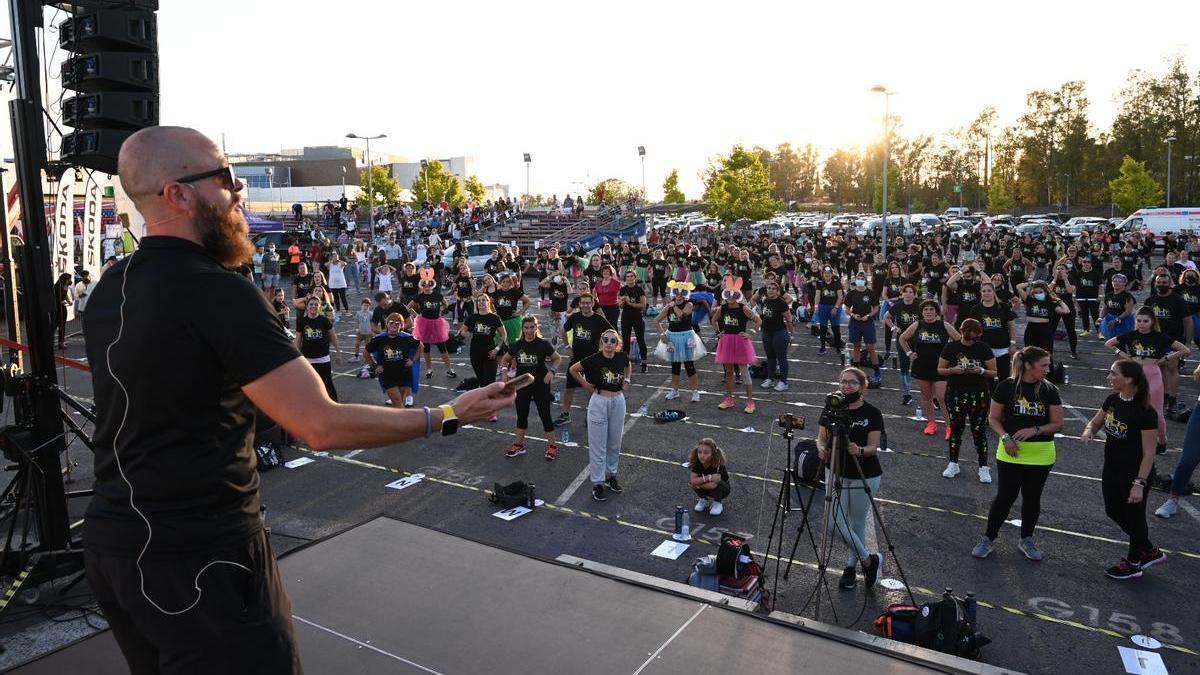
[1033,292,1047,301]
[855,279,866,288]
[843,391,861,404]
[1157,285,1171,294]
[1065,263,1073,270]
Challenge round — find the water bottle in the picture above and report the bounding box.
[965,592,978,626]
[630,335,640,362]
[915,405,925,420]
[638,402,650,417]
[553,386,562,403]
[561,429,570,444]
[673,505,691,542]
[527,483,536,509]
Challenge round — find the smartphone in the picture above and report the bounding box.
[500,373,535,394]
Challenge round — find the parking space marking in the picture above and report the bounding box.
[290,445,1198,656]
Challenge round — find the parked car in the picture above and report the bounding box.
[442,241,503,274]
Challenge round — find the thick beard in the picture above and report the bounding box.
[195,196,254,268]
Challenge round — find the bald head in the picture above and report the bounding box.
[118,126,223,203]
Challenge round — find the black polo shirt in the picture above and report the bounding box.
[82,236,300,557]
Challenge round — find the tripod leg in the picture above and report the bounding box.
[767,469,791,605]
[782,475,822,580]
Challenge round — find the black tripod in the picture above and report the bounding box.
[808,410,918,622]
[759,414,839,622]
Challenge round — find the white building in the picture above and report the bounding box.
[389,156,474,189]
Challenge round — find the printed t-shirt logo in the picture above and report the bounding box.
[517,351,539,366]
[955,354,981,370]
[917,329,941,343]
[982,315,1002,329]
[1103,408,1129,439]
[600,368,623,386]
[575,327,592,341]
[1013,395,1046,418]
[303,326,324,340]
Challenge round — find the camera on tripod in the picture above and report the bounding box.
[776,413,805,431]
[818,390,851,428]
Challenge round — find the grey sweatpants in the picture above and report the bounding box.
[588,393,626,484]
[825,470,882,566]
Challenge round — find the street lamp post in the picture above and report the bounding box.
[347,132,387,233]
[871,85,894,257]
[1166,136,1177,207]
[638,145,646,205]
[523,153,532,205]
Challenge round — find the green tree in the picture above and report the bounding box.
[822,148,863,209]
[1109,155,1164,213]
[662,169,686,203]
[871,164,900,212]
[702,146,776,223]
[411,161,466,206]
[464,175,487,204]
[587,178,640,205]
[355,165,401,210]
[987,178,1015,214]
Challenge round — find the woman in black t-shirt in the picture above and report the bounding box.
[815,367,885,590]
[937,319,998,481]
[458,295,506,401]
[1015,280,1071,372]
[898,300,961,437]
[966,283,1017,382]
[1105,307,1191,452]
[1081,360,1165,579]
[619,271,649,372]
[975,347,1063,562]
[1047,264,1080,359]
[500,316,561,460]
[295,297,341,401]
[1101,273,1136,339]
[366,312,420,406]
[569,329,633,501]
[408,270,456,380]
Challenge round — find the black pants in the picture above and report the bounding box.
[470,347,498,386]
[985,461,1052,539]
[622,316,646,361]
[310,361,338,401]
[85,528,302,675]
[947,388,989,464]
[1049,310,1078,355]
[601,305,620,331]
[651,276,667,300]
[331,288,349,312]
[1023,321,1054,355]
[1102,458,1154,560]
[693,479,731,502]
[671,360,697,376]
[1077,299,1099,332]
[516,381,554,432]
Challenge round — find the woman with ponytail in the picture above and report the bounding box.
[1081,360,1166,579]
[973,346,1063,562]
[1105,307,1190,454]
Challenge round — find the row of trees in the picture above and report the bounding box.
[696,58,1199,222]
[354,162,491,210]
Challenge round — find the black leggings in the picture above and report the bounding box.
[672,361,697,376]
[470,348,498,386]
[819,324,844,351]
[601,305,620,330]
[1102,458,1154,560]
[1049,310,1078,355]
[985,461,1052,539]
[622,317,646,360]
[310,360,339,401]
[651,276,667,300]
[1023,321,1054,355]
[516,381,554,432]
[947,388,990,463]
[332,288,349,312]
[1077,299,1099,333]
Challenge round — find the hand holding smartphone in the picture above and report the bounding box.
[501,373,535,394]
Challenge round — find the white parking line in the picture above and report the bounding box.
[291,615,444,674]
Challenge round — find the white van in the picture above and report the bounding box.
[944,207,970,218]
[1117,208,1200,243]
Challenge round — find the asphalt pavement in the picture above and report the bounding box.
[3,278,1199,674]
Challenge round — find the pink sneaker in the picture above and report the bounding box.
[718,396,735,409]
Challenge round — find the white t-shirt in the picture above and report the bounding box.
[328,262,348,289]
[378,270,393,292]
[74,281,92,312]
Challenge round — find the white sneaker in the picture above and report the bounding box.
[762,379,775,389]
[349,355,359,362]
[774,381,789,392]
[942,462,961,478]
[709,501,724,516]
[691,391,702,403]
[404,395,414,407]
[1155,499,1179,519]
[978,466,993,483]
[665,388,680,400]
[694,498,710,512]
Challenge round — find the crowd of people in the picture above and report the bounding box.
[255,213,1200,582]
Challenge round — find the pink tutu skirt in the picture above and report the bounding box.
[715,333,756,365]
[413,316,450,344]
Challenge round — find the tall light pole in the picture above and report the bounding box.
[638,145,646,205]
[347,132,387,233]
[523,153,532,204]
[871,85,894,257]
[1166,136,1177,207]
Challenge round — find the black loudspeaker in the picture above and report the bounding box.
[61,52,157,93]
[60,130,134,175]
[59,9,156,52]
[63,92,158,130]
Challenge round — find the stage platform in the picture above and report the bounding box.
[11,517,1015,674]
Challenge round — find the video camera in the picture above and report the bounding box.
[818,390,851,430]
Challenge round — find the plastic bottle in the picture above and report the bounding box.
[965,591,977,626]
[561,429,570,445]
[915,405,925,420]
[673,505,692,542]
[527,483,536,509]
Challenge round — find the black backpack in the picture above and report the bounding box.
[489,481,534,508]
[913,592,990,659]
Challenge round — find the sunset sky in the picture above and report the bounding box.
[1,0,1196,200]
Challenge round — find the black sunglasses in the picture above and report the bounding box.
[157,165,239,196]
